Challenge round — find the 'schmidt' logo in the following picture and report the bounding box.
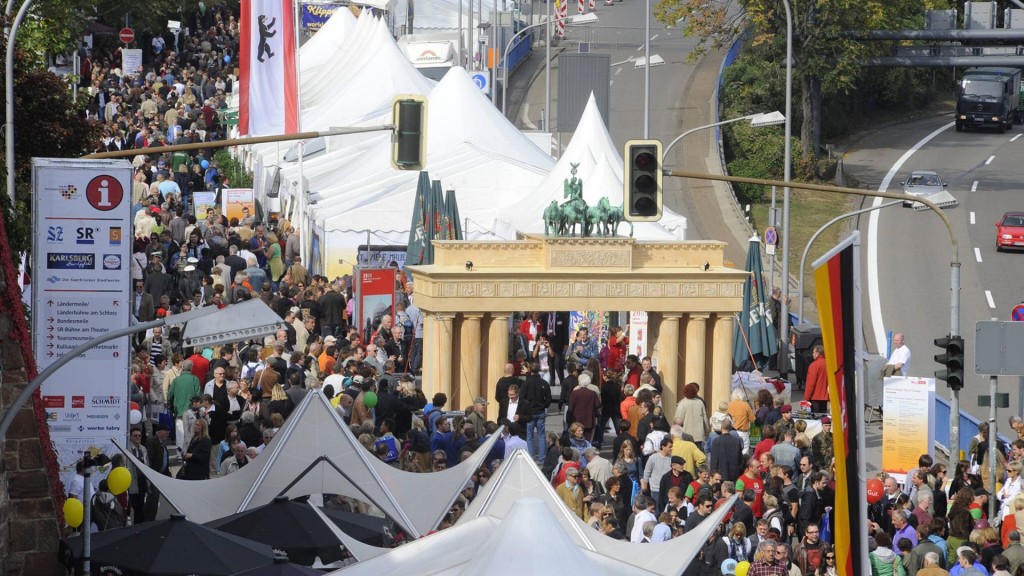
[91,396,121,409]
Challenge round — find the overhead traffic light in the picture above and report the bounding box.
[391,95,427,170]
[934,334,965,390]
[623,139,663,222]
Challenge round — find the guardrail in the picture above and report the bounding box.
[933,396,1013,460]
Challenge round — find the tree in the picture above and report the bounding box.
[654,0,930,155]
[1,36,101,258]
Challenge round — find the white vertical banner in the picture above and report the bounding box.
[628,311,648,358]
[240,0,299,136]
[121,49,143,77]
[881,377,936,479]
[31,159,133,489]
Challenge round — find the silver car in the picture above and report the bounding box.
[901,171,946,207]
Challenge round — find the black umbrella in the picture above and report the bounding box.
[231,555,324,576]
[205,496,345,566]
[62,514,275,575]
[318,505,394,547]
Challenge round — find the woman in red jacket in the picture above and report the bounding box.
[607,326,628,372]
[804,345,829,414]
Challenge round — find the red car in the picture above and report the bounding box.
[996,211,1024,252]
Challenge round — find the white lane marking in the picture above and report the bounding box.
[970,212,976,225]
[651,34,659,40]
[986,290,996,309]
[636,45,644,51]
[986,155,995,165]
[975,247,983,263]
[1012,134,1022,142]
[610,80,614,86]
[615,67,622,76]
[868,122,954,354]
[520,103,537,130]
[971,181,978,192]
[992,317,999,321]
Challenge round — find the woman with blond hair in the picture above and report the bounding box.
[182,419,212,480]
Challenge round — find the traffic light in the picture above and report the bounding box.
[623,139,663,222]
[391,95,426,170]
[934,334,965,390]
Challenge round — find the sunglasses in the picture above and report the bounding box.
[825,556,836,560]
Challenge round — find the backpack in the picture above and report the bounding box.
[242,362,259,381]
[91,493,125,531]
[425,408,442,434]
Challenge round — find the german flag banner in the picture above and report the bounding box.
[812,232,867,576]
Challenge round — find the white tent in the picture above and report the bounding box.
[326,498,658,576]
[505,93,687,240]
[115,390,502,538]
[459,450,737,576]
[300,7,357,81]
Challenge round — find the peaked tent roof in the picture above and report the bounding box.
[505,93,687,240]
[459,450,737,576]
[300,7,357,80]
[115,391,501,537]
[324,498,656,576]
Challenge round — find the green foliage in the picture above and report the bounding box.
[1,43,100,258]
[214,150,253,189]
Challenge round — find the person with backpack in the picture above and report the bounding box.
[424,393,447,435]
[91,478,126,531]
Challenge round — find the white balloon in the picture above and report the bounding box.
[129,409,142,425]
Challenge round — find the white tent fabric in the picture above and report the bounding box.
[326,498,656,576]
[115,391,502,537]
[505,93,687,240]
[300,7,357,80]
[459,450,737,576]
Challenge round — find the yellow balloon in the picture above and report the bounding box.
[63,498,83,528]
[735,561,751,576]
[107,466,131,496]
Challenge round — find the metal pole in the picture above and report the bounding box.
[989,375,998,520]
[491,0,499,105]
[544,7,550,132]
[4,0,34,203]
[469,0,475,70]
[662,113,762,158]
[459,0,464,66]
[82,456,92,574]
[797,200,901,322]
[951,264,961,459]
[769,186,777,293]
[298,141,306,266]
[778,0,793,374]
[643,0,650,138]
[502,16,565,117]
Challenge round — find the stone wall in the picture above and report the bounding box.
[0,267,63,575]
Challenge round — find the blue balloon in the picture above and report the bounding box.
[721,559,738,575]
[223,55,231,64]
[200,160,210,169]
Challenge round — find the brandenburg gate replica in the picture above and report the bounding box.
[407,234,747,420]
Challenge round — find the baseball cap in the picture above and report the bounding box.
[324,335,338,345]
[975,487,991,497]
[473,396,488,405]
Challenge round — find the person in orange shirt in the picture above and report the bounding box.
[320,335,338,375]
[727,390,756,456]
[619,384,637,420]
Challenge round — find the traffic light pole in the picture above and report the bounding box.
[989,374,999,519]
[665,168,962,458]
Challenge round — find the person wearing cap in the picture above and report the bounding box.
[467,397,488,439]
[1003,529,1024,574]
[656,454,692,513]
[775,403,795,437]
[556,466,587,520]
[811,416,834,471]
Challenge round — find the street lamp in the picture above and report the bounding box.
[797,200,902,322]
[663,111,785,159]
[777,0,794,375]
[4,0,34,203]
[501,13,599,122]
[0,299,287,443]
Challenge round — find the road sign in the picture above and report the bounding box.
[976,321,1024,375]
[764,226,778,246]
[471,73,488,94]
[1013,303,1024,321]
[119,27,135,44]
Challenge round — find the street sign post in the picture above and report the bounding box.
[119,27,135,45]
[764,226,778,256]
[1012,302,1024,321]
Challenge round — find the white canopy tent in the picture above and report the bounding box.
[115,390,502,538]
[459,450,737,576]
[300,7,357,81]
[507,93,688,240]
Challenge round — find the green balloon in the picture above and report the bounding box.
[363,391,378,409]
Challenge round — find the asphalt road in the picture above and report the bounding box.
[842,114,1024,423]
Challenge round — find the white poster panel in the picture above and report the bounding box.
[628,311,648,359]
[32,159,133,489]
[881,377,936,479]
[121,49,143,77]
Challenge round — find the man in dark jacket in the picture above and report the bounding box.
[519,362,551,461]
[318,282,346,338]
[709,419,745,481]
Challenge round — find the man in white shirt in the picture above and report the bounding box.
[630,495,658,543]
[885,332,911,376]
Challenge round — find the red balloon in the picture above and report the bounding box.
[866,478,884,503]
[130,401,140,411]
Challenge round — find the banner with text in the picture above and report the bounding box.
[881,377,936,477]
[355,268,397,344]
[121,49,143,77]
[31,158,133,490]
[301,2,347,30]
[222,187,255,222]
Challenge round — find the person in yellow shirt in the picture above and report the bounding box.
[669,425,707,476]
[727,390,756,455]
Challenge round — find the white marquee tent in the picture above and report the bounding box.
[115,390,501,538]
